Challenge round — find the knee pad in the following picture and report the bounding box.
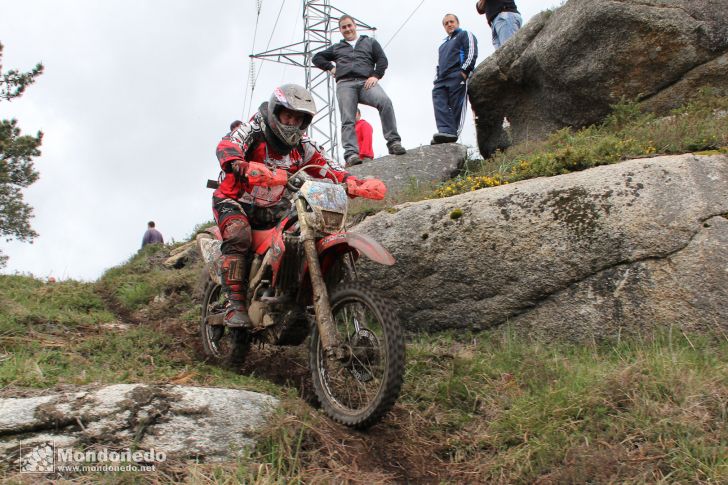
[221,217,251,254]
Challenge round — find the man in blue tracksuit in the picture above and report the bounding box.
[432,13,478,144]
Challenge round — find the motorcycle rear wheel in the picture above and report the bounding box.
[309,282,405,429]
[200,280,250,366]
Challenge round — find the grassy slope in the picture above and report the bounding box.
[2,93,728,483]
[2,267,726,482]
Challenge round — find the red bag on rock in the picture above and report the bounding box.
[346,177,387,200]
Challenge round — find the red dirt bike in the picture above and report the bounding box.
[196,166,405,429]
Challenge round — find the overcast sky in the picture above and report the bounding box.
[1,0,562,281]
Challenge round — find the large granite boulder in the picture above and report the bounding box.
[469,0,728,157]
[352,154,728,340]
[346,143,467,198]
[0,384,278,468]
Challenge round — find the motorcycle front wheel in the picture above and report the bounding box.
[200,280,250,366]
[309,281,405,429]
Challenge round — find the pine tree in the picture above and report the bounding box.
[0,42,44,267]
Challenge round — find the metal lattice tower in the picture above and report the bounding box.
[250,1,374,164]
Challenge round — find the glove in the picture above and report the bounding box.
[246,161,288,187]
[346,176,387,200]
[231,160,247,176]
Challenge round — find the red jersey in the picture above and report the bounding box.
[214,110,349,207]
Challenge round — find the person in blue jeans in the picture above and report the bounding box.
[312,15,407,166]
[431,13,478,144]
[476,0,523,49]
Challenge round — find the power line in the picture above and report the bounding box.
[264,0,287,52]
[280,1,302,83]
[244,62,255,118]
[383,0,426,48]
[242,1,264,118]
[252,0,288,90]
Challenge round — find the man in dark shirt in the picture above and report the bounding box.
[476,0,522,49]
[313,15,406,167]
[432,13,478,144]
[141,221,164,248]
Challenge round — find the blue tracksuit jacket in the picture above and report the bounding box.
[432,28,478,136]
[435,28,478,82]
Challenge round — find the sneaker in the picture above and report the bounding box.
[387,142,406,155]
[432,132,458,144]
[347,155,363,166]
[224,307,251,328]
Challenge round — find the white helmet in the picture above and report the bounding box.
[266,84,316,148]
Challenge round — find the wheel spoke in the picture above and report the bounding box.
[316,297,389,411]
[201,282,249,364]
[309,282,404,428]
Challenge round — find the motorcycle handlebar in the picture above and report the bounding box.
[286,164,342,192]
[206,163,344,192]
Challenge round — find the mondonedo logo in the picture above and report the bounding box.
[17,441,166,474]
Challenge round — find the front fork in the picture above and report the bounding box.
[295,198,347,361]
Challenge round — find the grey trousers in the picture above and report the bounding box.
[336,78,401,160]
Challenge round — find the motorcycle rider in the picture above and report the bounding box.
[213,83,385,328]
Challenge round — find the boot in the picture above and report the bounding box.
[346,154,363,166]
[221,255,252,328]
[432,132,458,144]
[224,298,251,328]
[387,141,407,155]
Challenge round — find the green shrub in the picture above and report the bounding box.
[117,281,154,309]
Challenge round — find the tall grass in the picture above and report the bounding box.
[175,328,726,483]
[0,273,276,392]
[97,243,199,313]
[398,328,728,483]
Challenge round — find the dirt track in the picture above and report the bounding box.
[93,280,454,482]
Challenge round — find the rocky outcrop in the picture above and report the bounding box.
[352,154,728,340]
[0,384,278,464]
[163,240,197,269]
[347,143,467,198]
[469,0,728,157]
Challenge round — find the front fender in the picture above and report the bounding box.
[316,231,395,266]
